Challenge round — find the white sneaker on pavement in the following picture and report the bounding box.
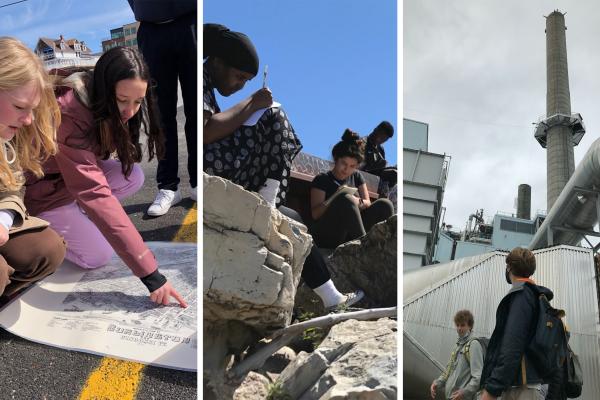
[147,189,182,217]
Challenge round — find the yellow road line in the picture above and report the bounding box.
[173,203,198,243]
[78,204,197,399]
[78,358,144,400]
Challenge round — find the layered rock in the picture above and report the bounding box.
[328,215,397,307]
[276,318,398,399]
[203,173,312,371]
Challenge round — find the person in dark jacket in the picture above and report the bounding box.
[360,121,396,196]
[362,121,393,172]
[479,247,550,400]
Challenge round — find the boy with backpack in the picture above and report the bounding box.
[431,310,484,400]
[480,247,553,400]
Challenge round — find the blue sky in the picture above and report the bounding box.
[0,0,397,164]
[0,0,134,53]
[204,0,398,165]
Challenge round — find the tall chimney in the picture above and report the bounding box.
[534,10,585,211]
[517,184,531,220]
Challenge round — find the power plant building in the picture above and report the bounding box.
[403,119,450,270]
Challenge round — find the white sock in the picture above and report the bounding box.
[312,279,346,308]
[258,178,280,207]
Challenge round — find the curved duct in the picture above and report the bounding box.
[403,331,443,400]
[530,137,600,249]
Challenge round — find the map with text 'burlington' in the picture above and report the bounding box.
[0,242,197,371]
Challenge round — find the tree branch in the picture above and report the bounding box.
[227,307,397,379]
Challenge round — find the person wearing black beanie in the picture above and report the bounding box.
[203,23,302,208]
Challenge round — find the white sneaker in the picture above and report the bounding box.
[326,289,365,312]
[190,186,197,202]
[147,189,182,216]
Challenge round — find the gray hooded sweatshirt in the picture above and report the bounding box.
[434,331,483,400]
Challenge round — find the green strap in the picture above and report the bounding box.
[441,347,460,381]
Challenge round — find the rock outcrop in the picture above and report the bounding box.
[328,215,397,307]
[276,318,398,399]
[203,173,312,372]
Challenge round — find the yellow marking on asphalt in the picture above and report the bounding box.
[78,204,197,399]
[78,358,144,400]
[173,203,198,242]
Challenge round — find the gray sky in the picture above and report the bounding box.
[403,0,600,231]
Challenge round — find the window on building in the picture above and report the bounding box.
[132,38,137,45]
[500,219,534,234]
[111,29,124,40]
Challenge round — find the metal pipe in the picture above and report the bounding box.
[529,137,600,249]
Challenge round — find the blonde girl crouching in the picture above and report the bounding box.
[0,37,66,300]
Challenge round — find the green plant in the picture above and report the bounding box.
[297,309,315,322]
[266,381,292,400]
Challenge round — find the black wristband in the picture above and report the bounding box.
[140,270,167,292]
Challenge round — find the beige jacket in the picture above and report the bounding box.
[0,190,49,234]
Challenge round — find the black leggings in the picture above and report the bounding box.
[278,206,330,289]
[310,194,394,249]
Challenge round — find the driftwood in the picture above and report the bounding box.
[227,306,397,379]
[270,306,397,339]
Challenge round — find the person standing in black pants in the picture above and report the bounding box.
[128,0,197,216]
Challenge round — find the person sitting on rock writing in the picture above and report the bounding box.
[309,129,394,249]
[203,23,302,208]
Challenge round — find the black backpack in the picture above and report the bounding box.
[464,336,489,364]
[565,342,583,398]
[526,284,583,397]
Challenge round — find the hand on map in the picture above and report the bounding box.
[150,280,188,308]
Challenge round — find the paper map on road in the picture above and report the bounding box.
[0,242,197,371]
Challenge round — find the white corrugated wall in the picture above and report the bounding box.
[403,246,600,399]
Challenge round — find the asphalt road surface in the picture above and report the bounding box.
[0,106,197,400]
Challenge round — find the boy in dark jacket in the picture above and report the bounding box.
[479,247,551,400]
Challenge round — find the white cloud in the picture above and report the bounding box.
[404,0,600,229]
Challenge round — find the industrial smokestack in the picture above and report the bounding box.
[517,184,531,220]
[534,10,585,211]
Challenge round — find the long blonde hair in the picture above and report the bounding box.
[0,37,60,191]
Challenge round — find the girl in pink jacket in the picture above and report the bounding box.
[25,47,187,308]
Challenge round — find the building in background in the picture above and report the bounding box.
[35,35,99,70]
[102,22,140,52]
[403,118,451,270]
[434,208,544,263]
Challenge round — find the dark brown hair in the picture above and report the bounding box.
[506,247,536,278]
[86,47,164,177]
[454,309,474,328]
[331,129,365,163]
